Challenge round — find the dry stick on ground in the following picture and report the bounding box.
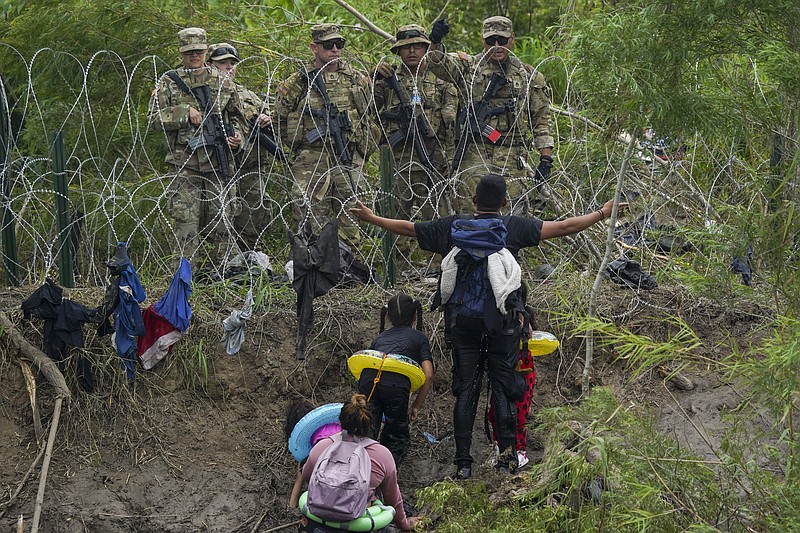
[582,128,639,395]
[0,445,45,519]
[0,311,71,533]
[20,361,44,442]
[261,520,302,533]
[30,396,63,533]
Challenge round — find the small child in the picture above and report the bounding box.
[284,399,342,507]
[487,307,539,470]
[358,293,434,464]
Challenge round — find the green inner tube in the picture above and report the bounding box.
[299,491,396,531]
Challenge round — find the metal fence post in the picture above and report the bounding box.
[51,130,73,288]
[0,82,19,286]
[379,145,396,288]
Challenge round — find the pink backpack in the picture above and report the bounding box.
[307,433,376,521]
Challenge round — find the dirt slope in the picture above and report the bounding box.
[0,278,771,532]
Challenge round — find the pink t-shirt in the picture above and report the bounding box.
[302,436,410,530]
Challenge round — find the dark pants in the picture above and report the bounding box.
[449,314,525,467]
[358,377,411,464]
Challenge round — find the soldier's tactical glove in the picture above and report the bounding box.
[535,154,554,183]
[429,18,450,44]
[372,63,395,80]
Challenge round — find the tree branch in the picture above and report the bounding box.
[0,311,71,400]
[583,126,639,395]
[331,0,394,41]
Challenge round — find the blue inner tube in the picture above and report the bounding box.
[299,491,396,531]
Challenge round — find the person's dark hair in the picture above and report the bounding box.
[380,293,423,332]
[339,393,373,437]
[475,173,507,211]
[284,398,315,441]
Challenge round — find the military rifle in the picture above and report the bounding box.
[381,73,436,174]
[302,69,353,167]
[381,72,453,213]
[166,72,235,181]
[451,72,509,173]
[246,116,290,165]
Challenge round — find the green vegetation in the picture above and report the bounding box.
[2,0,800,530]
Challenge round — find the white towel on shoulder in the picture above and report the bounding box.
[438,247,521,315]
[487,249,521,314]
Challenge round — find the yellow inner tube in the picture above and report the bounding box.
[521,331,560,356]
[347,350,426,392]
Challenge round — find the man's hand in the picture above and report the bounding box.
[599,199,629,219]
[349,200,373,221]
[188,106,202,126]
[534,154,553,182]
[255,113,271,128]
[409,405,420,423]
[429,18,450,44]
[372,62,394,80]
[227,133,242,149]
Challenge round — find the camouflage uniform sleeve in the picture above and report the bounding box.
[274,73,302,147]
[439,81,459,160]
[428,50,471,89]
[529,70,554,151]
[372,77,389,112]
[358,71,380,159]
[147,75,190,132]
[238,85,265,121]
[221,77,246,143]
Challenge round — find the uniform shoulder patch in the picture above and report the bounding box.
[276,81,289,96]
[457,51,472,61]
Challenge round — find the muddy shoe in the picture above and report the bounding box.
[496,449,519,474]
[455,464,472,479]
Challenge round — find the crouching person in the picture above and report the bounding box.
[298,393,421,532]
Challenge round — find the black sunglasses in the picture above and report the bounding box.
[396,29,424,40]
[210,46,239,60]
[320,40,346,50]
[182,49,206,56]
[485,35,509,46]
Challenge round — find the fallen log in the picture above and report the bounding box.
[0,311,71,401]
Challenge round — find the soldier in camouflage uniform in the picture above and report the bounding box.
[274,23,373,245]
[207,43,275,251]
[427,16,554,215]
[148,28,245,264]
[373,25,458,268]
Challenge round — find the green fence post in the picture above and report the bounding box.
[51,130,73,288]
[379,145,396,288]
[0,83,19,286]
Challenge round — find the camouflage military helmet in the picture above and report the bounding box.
[390,24,431,54]
[311,23,345,43]
[482,16,513,38]
[208,42,240,62]
[178,27,208,53]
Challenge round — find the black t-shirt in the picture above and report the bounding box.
[359,326,432,389]
[415,214,543,258]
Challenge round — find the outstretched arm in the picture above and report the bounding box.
[350,201,417,237]
[540,200,627,241]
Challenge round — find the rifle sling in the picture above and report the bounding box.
[166,71,211,111]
